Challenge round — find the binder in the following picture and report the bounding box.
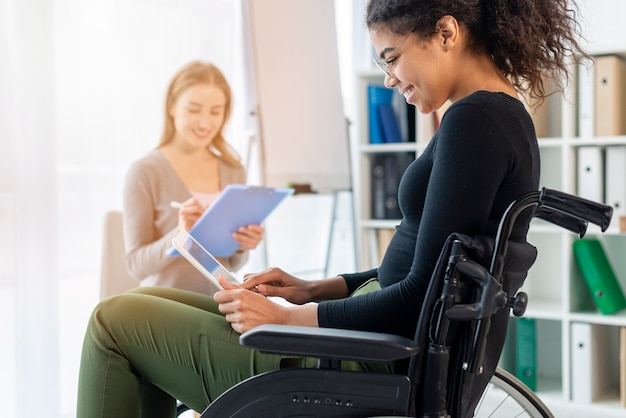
[383,153,414,219]
[605,145,626,231]
[576,146,604,203]
[578,62,595,138]
[620,327,626,408]
[406,102,417,143]
[371,153,414,219]
[570,322,611,403]
[594,55,626,136]
[573,239,626,315]
[521,76,560,138]
[516,317,537,391]
[371,154,386,219]
[367,84,394,144]
[378,104,403,143]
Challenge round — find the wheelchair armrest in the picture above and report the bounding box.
[240,324,420,363]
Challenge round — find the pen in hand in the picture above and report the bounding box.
[170,201,183,209]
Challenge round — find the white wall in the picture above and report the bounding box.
[577,0,626,54]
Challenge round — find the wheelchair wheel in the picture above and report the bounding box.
[474,367,554,418]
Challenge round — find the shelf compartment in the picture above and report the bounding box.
[522,232,565,311]
[569,234,626,316]
[500,318,563,396]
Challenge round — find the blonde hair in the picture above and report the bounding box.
[158,61,241,167]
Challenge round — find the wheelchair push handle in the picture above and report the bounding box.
[534,207,588,237]
[538,187,613,233]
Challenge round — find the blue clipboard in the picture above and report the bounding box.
[168,184,294,257]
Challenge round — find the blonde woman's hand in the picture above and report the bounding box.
[232,224,265,251]
[176,198,206,231]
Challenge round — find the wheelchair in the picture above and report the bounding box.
[199,188,613,418]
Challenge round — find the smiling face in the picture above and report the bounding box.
[168,83,227,150]
[369,19,460,114]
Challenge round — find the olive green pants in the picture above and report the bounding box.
[76,287,286,417]
[76,284,388,417]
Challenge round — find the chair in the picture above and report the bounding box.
[100,210,138,299]
[199,188,613,418]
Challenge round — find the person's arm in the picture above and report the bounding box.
[214,281,320,333]
[239,268,350,304]
[123,159,178,279]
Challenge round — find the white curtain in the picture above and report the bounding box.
[0,0,59,417]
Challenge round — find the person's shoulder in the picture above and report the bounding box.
[129,149,166,171]
[454,91,523,110]
[126,149,168,180]
[443,91,526,125]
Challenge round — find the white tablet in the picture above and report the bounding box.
[172,230,240,289]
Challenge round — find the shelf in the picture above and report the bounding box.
[359,142,417,153]
[359,219,401,229]
[522,300,564,320]
[534,378,564,399]
[568,311,626,327]
[566,136,626,146]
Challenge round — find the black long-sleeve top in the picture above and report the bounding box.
[318,91,540,339]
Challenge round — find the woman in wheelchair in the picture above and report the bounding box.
[77,0,588,416]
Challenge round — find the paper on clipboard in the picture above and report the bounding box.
[168,184,294,257]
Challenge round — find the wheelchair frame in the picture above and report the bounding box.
[200,188,613,418]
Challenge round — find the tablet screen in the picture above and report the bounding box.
[172,230,239,288]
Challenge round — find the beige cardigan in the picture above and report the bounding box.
[122,149,248,295]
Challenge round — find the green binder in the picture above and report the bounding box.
[573,239,626,315]
[516,318,537,391]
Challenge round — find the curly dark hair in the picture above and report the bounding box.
[366,0,589,104]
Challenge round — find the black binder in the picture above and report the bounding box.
[371,153,414,219]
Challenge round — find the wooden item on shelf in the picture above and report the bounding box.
[376,228,396,264]
[619,326,626,408]
[594,54,626,136]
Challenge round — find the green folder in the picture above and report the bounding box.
[516,318,537,391]
[573,239,626,315]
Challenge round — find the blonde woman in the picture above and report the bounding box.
[122,61,264,295]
